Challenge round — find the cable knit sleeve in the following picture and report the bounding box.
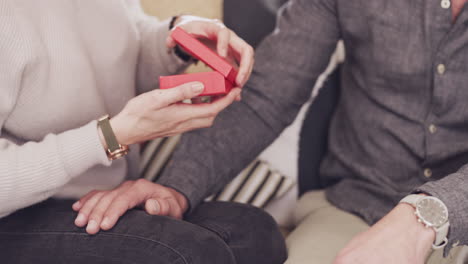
[0,121,112,218]
[0,74,112,218]
[123,0,189,94]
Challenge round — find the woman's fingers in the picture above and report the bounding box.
[74,181,189,235]
[101,180,152,230]
[229,35,254,87]
[165,16,254,88]
[150,82,205,108]
[75,191,107,227]
[72,190,98,211]
[86,192,120,234]
[204,88,242,113]
[99,191,138,232]
[216,27,231,58]
[167,88,241,121]
[87,183,133,233]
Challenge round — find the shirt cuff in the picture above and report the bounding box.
[157,157,212,214]
[415,177,468,257]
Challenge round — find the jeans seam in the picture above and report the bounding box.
[199,221,231,242]
[0,231,189,264]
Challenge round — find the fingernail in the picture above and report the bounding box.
[153,201,160,214]
[101,217,111,229]
[237,75,245,87]
[146,199,160,215]
[86,220,98,234]
[72,201,80,210]
[191,83,204,93]
[75,213,86,226]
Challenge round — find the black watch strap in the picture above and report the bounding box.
[169,16,198,63]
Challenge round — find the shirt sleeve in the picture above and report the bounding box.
[158,0,341,212]
[123,0,189,94]
[415,164,468,255]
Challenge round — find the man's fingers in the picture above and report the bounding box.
[153,82,205,108]
[75,192,106,228]
[145,197,182,219]
[157,198,171,216]
[144,199,161,215]
[144,198,171,216]
[166,197,184,219]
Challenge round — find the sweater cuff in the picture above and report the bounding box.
[157,157,211,214]
[57,120,111,178]
[415,178,468,257]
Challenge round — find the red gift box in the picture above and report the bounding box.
[159,27,238,97]
[160,71,233,96]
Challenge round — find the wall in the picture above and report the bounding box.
[141,0,223,73]
[141,0,222,20]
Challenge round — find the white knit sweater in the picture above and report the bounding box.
[0,0,186,218]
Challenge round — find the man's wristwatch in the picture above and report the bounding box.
[400,194,450,249]
[97,115,129,160]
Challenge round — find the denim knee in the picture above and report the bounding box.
[188,202,288,264]
[109,210,237,264]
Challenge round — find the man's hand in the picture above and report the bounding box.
[334,203,435,264]
[72,179,188,235]
[167,15,254,88]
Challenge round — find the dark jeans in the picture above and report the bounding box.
[0,200,287,264]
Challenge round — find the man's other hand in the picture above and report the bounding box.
[334,203,435,264]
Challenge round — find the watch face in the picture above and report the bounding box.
[416,197,449,227]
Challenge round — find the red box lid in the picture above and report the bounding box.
[171,27,238,84]
[160,71,233,96]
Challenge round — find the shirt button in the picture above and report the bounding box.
[429,124,437,134]
[424,168,433,178]
[437,64,446,75]
[441,0,451,9]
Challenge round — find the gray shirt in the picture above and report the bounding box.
[159,0,468,251]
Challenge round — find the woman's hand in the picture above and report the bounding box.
[73,179,187,235]
[108,81,241,146]
[166,15,255,88]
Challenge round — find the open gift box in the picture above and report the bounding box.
[160,27,238,96]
